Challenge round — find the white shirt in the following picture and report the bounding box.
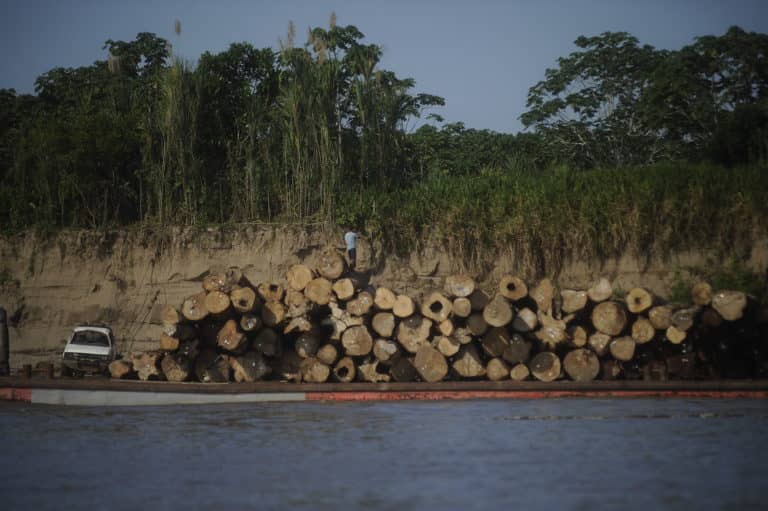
[344,231,357,250]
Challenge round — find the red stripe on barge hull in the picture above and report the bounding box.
[0,387,32,402]
[305,390,768,401]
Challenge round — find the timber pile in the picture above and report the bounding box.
[108,257,768,383]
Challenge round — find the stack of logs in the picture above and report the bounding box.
[109,250,767,383]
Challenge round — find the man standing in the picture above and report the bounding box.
[344,228,358,271]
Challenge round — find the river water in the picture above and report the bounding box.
[1,398,767,510]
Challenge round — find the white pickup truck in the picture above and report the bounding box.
[61,325,118,376]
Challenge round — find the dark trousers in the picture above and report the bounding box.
[347,248,356,269]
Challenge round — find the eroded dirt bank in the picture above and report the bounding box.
[1,225,766,368]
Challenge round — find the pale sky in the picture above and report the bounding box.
[2,0,767,133]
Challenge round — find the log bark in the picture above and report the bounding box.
[161,353,191,382]
[530,352,561,382]
[342,325,373,356]
[240,313,262,333]
[286,264,313,291]
[452,297,472,318]
[333,357,356,383]
[230,286,258,313]
[530,278,554,313]
[561,289,588,314]
[591,301,628,336]
[502,334,532,365]
[711,290,747,321]
[332,278,355,301]
[295,332,320,358]
[357,359,390,383]
[486,358,510,381]
[284,316,312,334]
[300,358,330,383]
[648,305,674,330]
[563,348,600,382]
[108,359,133,379]
[374,287,397,310]
[483,295,513,327]
[396,315,432,353]
[535,310,567,349]
[691,281,713,306]
[373,339,401,364]
[131,352,161,381]
[159,333,180,352]
[444,274,475,298]
[665,326,687,344]
[317,344,339,366]
[261,300,286,327]
[509,363,530,381]
[230,351,271,382]
[467,313,489,336]
[588,277,613,302]
[588,332,612,356]
[182,292,209,322]
[372,312,396,338]
[568,325,588,348]
[318,249,345,280]
[390,357,418,382]
[347,291,374,316]
[511,308,537,333]
[469,289,490,311]
[217,319,246,352]
[499,275,528,301]
[610,336,636,362]
[194,350,230,383]
[421,292,452,323]
[414,345,448,382]
[392,295,415,318]
[304,277,333,305]
[626,288,653,314]
[482,327,511,358]
[433,335,460,357]
[253,328,280,357]
[631,317,655,344]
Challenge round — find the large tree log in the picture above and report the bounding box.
[421,292,452,323]
[499,275,528,301]
[563,348,600,382]
[205,290,231,316]
[591,301,628,335]
[486,358,510,381]
[160,333,180,352]
[372,312,396,338]
[392,294,415,318]
[109,359,133,379]
[535,310,567,349]
[217,319,246,352]
[610,336,636,362]
[452,344,486,378]
[347,291,374,316]
[253,328,280,357]
[396,315,432,353]
[229,351,271,382]
[626,287,653,314]
[588,332,612,356]
[181,292,209,321]
[261,300,286,327]
[631,317,655,344]
[433,335,461,357]
[304,277,333,305]
[444,274,475,298]
[332,278,355,301]
[711,290,747,321]
[483,295,513,327]
[317,344,339,366]
[300,358,330,383]
[502,334,532,365]
[691,281,713,306]
[342,325,373,356]
[318,249,345,280]
[390,357,418,382]
[648,305,674,330]
[194,350,230,383]
[469,289,490,311]
[482,327,511,358]
[358,359,391,383]
[561,289,588,314]
[240,313,262,333]
[374,287,397,310]
[286,264,313,291]
[530,278,554,313]
[509,363,530,381]
[530,352,561,382]
[373,338,401,364]
[177,339,200,359]
[161,353,192,382]
[414,345,448,382]
[467,313,489,336]
[230,286,258,313]
[295,332,321,358]
[588,277,613,302]
[511,308,538,333]
[333,357,356,383]
[452,297,472,318]
[131,352,161,381]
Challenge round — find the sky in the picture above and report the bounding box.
[2,0,767,133]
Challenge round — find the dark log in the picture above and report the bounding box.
[194,350,230,383]
[530,352,561,382]
[502,334,532,365]
[253,328,280,357]
[511,308,537,333]
[295,331,321,358]
[161,353,192,382]
[482,327,511,358]
[230,351,271,382]
[601,359,623,380]
[240,313,263,333]
[390,357,419,382]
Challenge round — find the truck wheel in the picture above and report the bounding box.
[61,366,70,378]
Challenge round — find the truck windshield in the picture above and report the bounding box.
[70,331,110,347]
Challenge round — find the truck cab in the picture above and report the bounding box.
[61,325,117,376]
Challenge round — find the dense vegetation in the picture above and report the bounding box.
[0,18,766,259]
